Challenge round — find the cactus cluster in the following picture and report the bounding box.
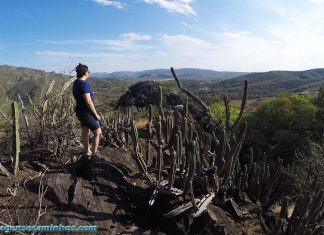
[284,189,324,235]
[15,78,79,159]
[102,67,321,233]
[129,67,248,219]
[260,190,324,235]
[231,149,286,209]
[101,107,132,150]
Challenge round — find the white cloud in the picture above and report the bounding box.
[36,23,324,72]
[43,33,152,51]
[34,50,158,72]
[89,33,152,51]
[36,30,324,72]
[41,40,87,45]
[35,51,136,59]
[35,51,78,57]
[156,31,324,71]
[161,34,214,49]
[119,33,152,42]
[180,21,189,28]
[92,0,125,9]
[143,0,196,16]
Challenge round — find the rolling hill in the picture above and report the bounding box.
[205,69,324,100]
[1,64,324,110]
[91,68,249,79]
[0,65,69,111]
[0,65,135,112]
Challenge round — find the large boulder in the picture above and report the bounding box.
[25,173,74,205]
[117,80,182,107]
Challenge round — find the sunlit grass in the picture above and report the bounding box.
[135,118,149,129]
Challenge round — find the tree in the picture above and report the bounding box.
[243,93,317,164]
[312,86,324,140]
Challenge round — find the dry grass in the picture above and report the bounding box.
[135,118,149,129]
[241,219,264,235]
[271,203,295,218]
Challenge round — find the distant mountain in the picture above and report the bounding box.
[91,68,249,79]
[207,68,324,99]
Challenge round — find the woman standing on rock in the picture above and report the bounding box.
[73,63,102,158]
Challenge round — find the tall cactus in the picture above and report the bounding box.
[182,140,197,198]
[171,67,210,114]
[230,80,247,131]
[158,85,165,120]
[157,145,163,183]
[220,122,247,186]
[12,101,20,176]
[168,147,177,189]
[130,121,153,185]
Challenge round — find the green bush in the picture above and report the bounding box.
[243,93,317,164]
[312,86,324,140]
[209,101,240,126]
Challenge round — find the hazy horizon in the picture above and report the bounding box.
[3,63,324,76]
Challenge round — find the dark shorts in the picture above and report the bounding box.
[76,112,100,131]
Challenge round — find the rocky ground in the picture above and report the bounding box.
[0,145,264,235]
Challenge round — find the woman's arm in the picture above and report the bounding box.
[82,93,101,120]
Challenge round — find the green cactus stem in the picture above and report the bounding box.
[168,148,177,189]
[157,145,163,182]
[12,101,20,177]
[130,121,153,185]
[183,140,197,198]
[223,95,231,131]
[171,67,210,114]
[230,80,247,131]
[183,98,189,117]
[220,122,247,186]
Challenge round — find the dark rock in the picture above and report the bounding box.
[117,80,182,107]
[0,175,12,187]
[190,204,243,235]
[69,178,94,213]
[224,199,243,219]
[148,193,194,235]
[260,209,277,232]
[165,93,182,106]
[188,102,207,121]
[16,199,46,225]
[25,173,74,205]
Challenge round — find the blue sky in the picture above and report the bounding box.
[1,0,324,73]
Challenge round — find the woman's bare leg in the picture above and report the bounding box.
[81,127,91,155]
[91,127,102,155]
